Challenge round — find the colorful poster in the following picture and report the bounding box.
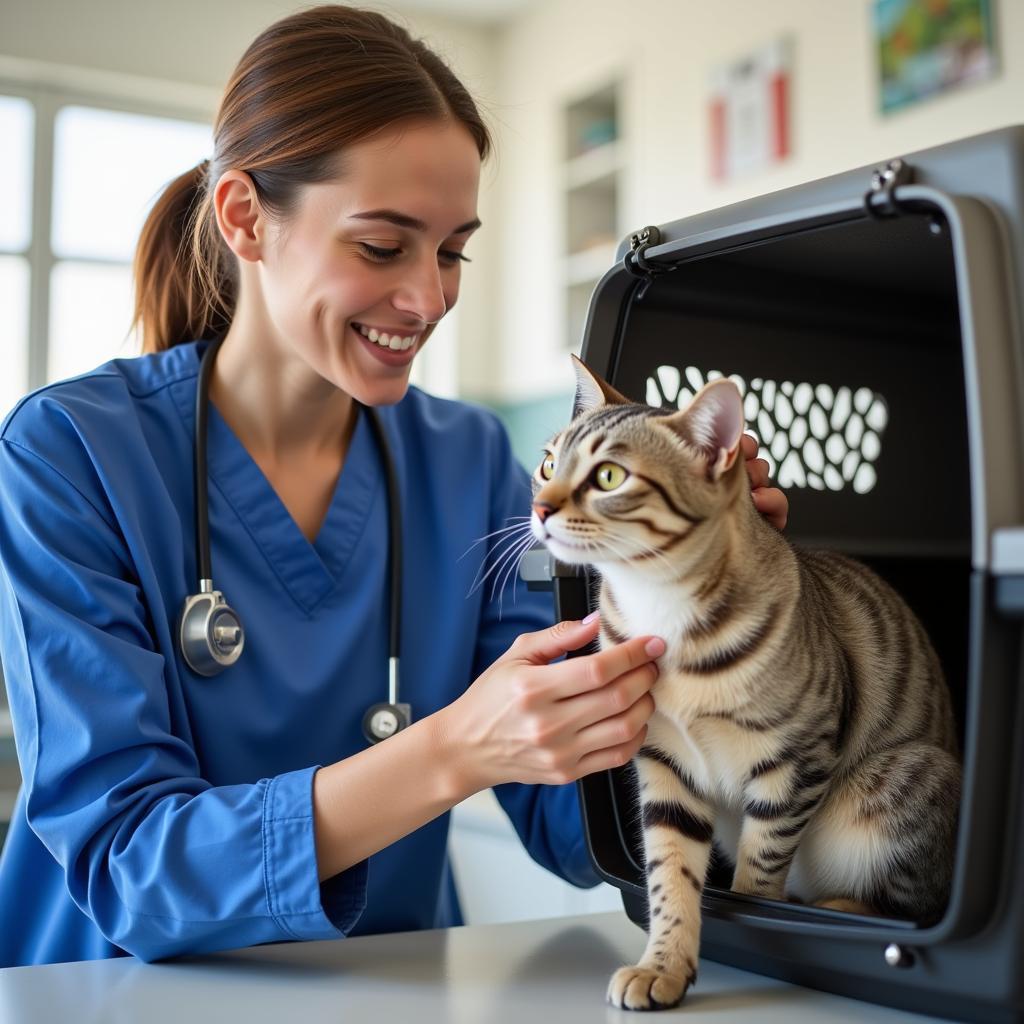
[875,0,997,114]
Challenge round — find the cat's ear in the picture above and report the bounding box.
[670,379,745,480]
[571,354,631,415]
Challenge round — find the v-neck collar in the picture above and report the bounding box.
[172,343,383,616]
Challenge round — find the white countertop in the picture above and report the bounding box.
[0,910,941,1023]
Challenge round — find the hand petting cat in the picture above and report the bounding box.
[741,434,787,530]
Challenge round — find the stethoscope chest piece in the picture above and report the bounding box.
[362,702,411,744]
[179,583,245,676]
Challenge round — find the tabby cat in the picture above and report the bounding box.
[530,357,961,1012]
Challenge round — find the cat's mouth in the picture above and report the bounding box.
[541,534,597,564]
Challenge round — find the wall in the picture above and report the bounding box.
[482,0,1024,442]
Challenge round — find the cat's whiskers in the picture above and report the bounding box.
[459,517,533,562]
[467,522,535,597]
[492,530,541,618]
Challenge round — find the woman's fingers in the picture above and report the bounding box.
[741,434,789,530]
[752,486,788,530]
[745,457,771,491]
[573,722,649,778]
[546,633,665,699]
[500,613,601,667]
[542,660,658,736]
[572,687,655,754]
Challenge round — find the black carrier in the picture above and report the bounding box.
[533,126,1024,1022]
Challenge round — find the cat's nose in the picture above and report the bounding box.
[532,501,557,523]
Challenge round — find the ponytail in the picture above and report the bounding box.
[132,160,234,353]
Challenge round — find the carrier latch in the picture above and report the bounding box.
[864,158,915,219]
[623,224,669,279]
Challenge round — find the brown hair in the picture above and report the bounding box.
[132,5,491,353]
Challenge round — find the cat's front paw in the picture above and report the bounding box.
[607,964,694,1011]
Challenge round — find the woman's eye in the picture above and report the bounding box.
[439,249,471,266]
[359,242,402,262]
[540,454,556,480]
[594,462,627,490]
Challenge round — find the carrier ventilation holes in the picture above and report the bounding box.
[646,366,888,494]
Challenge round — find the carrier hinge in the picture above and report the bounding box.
[864,157,916,219]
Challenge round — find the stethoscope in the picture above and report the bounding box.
[177,334,410,744]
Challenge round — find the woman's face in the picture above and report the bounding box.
[253,119,482,406]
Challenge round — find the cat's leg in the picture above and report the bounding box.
[607,746,714,1011]
[731,755,832,902]
[796,742,961,922]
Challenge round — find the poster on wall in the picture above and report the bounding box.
[874,0,998,114]
[708,37,793,184]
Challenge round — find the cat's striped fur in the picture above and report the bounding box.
[530,359,961,1012]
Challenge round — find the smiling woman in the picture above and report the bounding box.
[0,4,693,972]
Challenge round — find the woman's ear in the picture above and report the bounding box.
[212,170,264,264]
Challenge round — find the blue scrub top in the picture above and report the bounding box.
[0,340,597,967]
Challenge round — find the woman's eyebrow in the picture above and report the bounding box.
[350,209,482,234]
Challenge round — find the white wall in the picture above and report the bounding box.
[486,0,1024,403]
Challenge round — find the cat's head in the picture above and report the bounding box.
[530,356,748,575]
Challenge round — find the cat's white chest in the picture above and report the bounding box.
[601,571,698,650]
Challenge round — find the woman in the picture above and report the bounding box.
[0,6,786,967]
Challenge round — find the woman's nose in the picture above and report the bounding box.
[393,256,448,324]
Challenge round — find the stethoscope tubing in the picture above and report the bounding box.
[187,336,403,710]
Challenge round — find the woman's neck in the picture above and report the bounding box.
[208,322,357,465]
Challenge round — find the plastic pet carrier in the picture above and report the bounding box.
[526,125,1024,1022]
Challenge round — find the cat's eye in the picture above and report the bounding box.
[540,453,556,480]
[594,462,628,490]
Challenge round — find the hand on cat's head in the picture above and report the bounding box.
[741,434,788,530]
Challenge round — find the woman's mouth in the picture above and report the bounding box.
[350,322,422,366]
[352,322,420,351]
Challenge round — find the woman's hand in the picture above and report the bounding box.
[437,615,662,793]
[742,434,788,530]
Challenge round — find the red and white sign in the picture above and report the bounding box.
[709,37,792,182]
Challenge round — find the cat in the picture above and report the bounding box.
[530,356,961,1012]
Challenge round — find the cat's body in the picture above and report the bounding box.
[531,360,961,1012]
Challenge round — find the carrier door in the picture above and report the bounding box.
[572,187,1023,945]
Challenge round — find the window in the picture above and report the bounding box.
[48,105,212,383]
[0,96,33,420]
[0,89,212,418]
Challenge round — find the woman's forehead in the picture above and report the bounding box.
[312,121,482,233]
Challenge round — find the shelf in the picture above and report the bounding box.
[562,80,623,352]
[565,244,618,286]
[565,141,622,190]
